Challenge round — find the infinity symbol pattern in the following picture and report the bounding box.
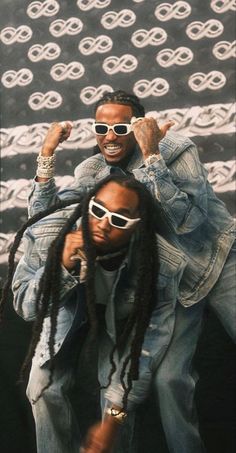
[186,19,224,40]
[50,62,85,81]
[101,9,136,29]
[133,78,169,98]
[188,71,226,92]
[210,0,236,13]
[103,54,138,74]
[27,0,60,18]
[0,26,32,45]
[155,1,191,21]
[131,27,167,47]
[213,40,236,60]
[156,47,193,67]
[77,0,111,11]
[1,69,33,88]
[49,18,83,37]
[28,42,61,61]
[79,35,113,55]
[28,91,62,110]
[80,85,113,104]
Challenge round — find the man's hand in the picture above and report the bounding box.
[80,418,121,453]
[131,117,174,159]
[41,121,73,157]
[62,228,85,271]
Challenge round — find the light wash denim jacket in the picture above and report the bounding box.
[12,207,186,409]
[28,131,235,306]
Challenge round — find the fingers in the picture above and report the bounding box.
[159,120,175,135]
[58,121,73,142]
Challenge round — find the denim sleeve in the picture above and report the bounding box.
[28,158,98,218]
[133,145,209,234]
[12,230,79,321]
[28,178,89,218]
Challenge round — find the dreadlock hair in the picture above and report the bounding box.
[0,174,162,410]
[94,89,145,118]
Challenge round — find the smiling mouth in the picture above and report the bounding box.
[104,144,122,156]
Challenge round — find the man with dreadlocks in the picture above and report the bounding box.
[27,89,235,453]
[1,174,186,453]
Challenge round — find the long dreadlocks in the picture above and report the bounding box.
[0,174,162,410]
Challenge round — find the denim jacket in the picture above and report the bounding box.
[28,131,235,306]
[12,206,186,409]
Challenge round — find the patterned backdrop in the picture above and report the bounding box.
[0,0,236,284]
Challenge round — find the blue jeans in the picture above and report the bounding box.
[153,240,236,453]
[26,326,88,453]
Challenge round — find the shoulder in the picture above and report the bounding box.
[74,153,105,178]
[159,131,196,164]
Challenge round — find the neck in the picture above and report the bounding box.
[96,247,128,270]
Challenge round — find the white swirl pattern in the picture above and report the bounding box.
[27,0,60,18]
[155,2,191,21]
[156,47,193,67]
[101,10,136,29]
[0,26,33,44]
[49,18,83,37]
[133,78,169,97]
[80,85,113,105]
[186,20,224,40]
[79,35,113,55]
[213,41,236,60]
[50,62,85,81]
[77,0,111,11]
[188,71,226,92]
[28,91,63,110]
[1,69,33,88]
[131,28,167,48]
[210,0,236,13]
[103,54,138,74]
[28,43,61,62]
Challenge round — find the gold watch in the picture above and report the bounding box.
[106,407,127,424]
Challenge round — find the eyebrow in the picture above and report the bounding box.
[94,197,134,216]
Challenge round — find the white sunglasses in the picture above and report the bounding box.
[88,197,140,229]
[91,122,133,136]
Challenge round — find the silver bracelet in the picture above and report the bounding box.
[36,167,55,178]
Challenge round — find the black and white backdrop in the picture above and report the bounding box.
[0,2,236,452]
[1,0,235,284]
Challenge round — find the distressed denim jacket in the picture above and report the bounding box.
[28,131,235,306]
[12,207,186,409]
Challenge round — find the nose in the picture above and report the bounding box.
[105,128,117,140]
[98,216,111,232]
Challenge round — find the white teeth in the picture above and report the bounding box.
[105,144,121,155]
[105,144,121,149]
